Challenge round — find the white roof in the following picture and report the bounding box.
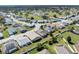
[0,33,3,37]
[0,34,26,44]
[25,31,41,41]
[2,40,17,53]
[14,35,31,47]
[0,30,40,44]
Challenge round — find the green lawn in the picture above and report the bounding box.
[28,48,37,54]
[2,30,9,38]
[2,24,79,54]
[13,36,49,54]
[45,44,56,54]
[12,35,57,54]
[62,32,79,43]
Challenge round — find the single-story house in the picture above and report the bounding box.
[13,24,21,27]
[31,20,37,23]
[35,29,48,38]
[1,40,18,54]
[43,20,48,23]
[37,20,44,23]
[75,23,79,26]
[45,25,54,33]
[26,23,35,28]
[46,22,65,29]
[50,18,62,22]
[66,20,73,24]
[14,34,31,47]
[56,22,65,29]
[17,18,26,21]
[72,30,79,35]
[25,31,41,42]
[4,17,13,25]
[60,20,69,26]
[15,16,26,21]
[7,27,17,36]
[0,32,4,40]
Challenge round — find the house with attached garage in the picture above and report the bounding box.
[25,31,42,42]
[7,27,17,36]
[4,17,13,25]
[35,29,48,38]
[13,34,32,47]
[1,40,18,54]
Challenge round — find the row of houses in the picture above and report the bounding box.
[45,19,73,30]
[0,29,48,54]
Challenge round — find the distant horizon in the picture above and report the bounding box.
[0,5,79,8]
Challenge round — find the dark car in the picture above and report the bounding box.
[20,30,27,33]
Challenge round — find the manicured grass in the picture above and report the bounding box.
[3,24,79,54]
[45,44,56,54]
[74,25,79,30]
[13,36,49,54]
[62,32,79,43]
[2,30,9,38]
[12,35,57,54]
[28,48,37,54]
[24,26,33,31]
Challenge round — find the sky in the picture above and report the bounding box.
[0,0,79,5]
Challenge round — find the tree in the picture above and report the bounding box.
[58,30,61,33]
[71,27,75,31]
[52,37,58,43]
[48,39,53,45]
[49,32,53,37]
[25,13,28,18]
[67,36,71,42]
[19,12,23,16]
[65,11,70,16]
[42,15,48,19]
[37,43,43,51]
[53,14,57,18]
[40,25,44,30]
[67,36,74,45]
[31,17,34,20]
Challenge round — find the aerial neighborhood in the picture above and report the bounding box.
[0,6,79,54]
